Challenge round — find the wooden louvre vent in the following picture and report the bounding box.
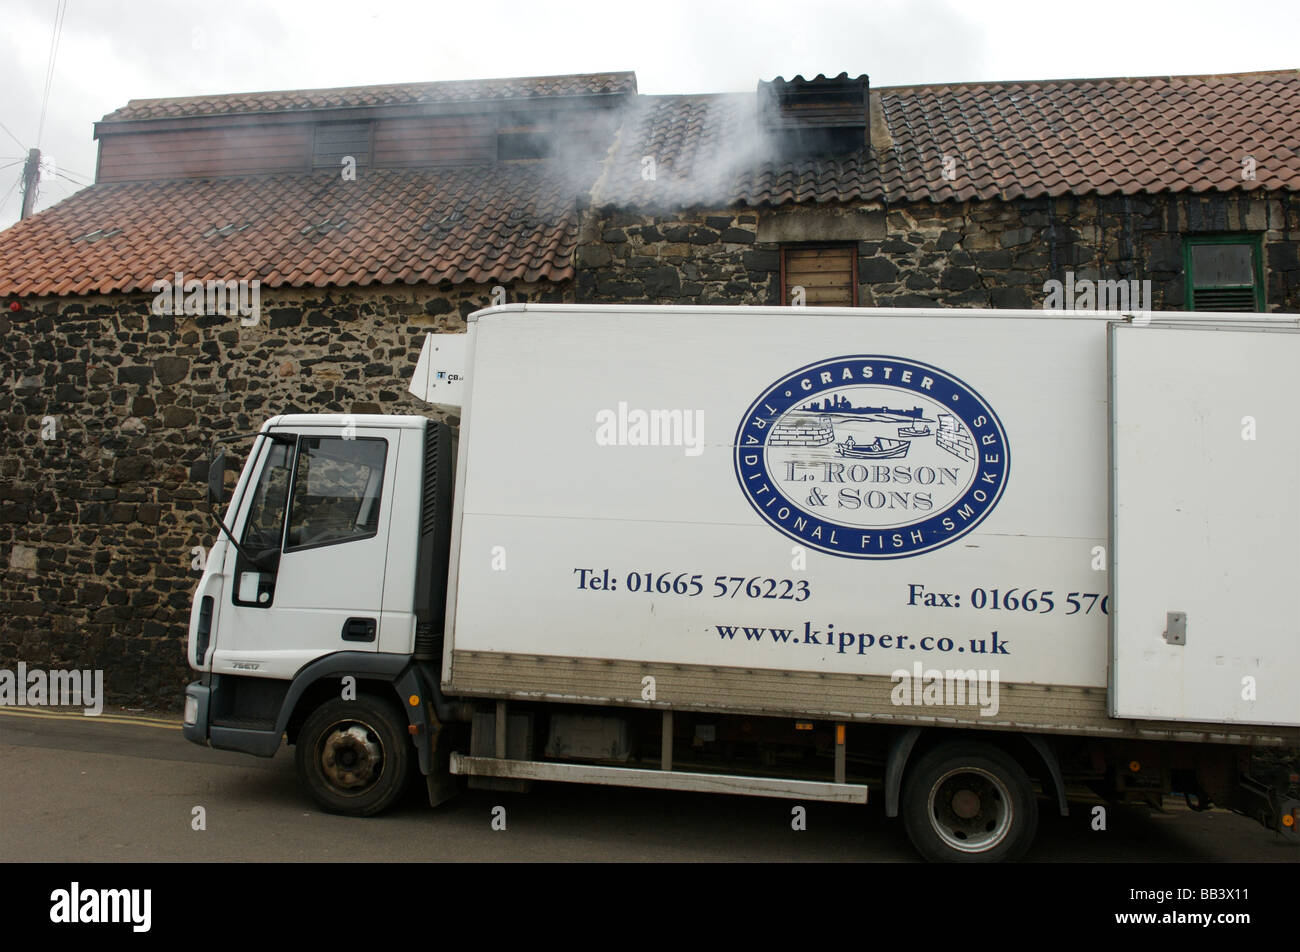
[758,73,869,157]
[783,245,857,306]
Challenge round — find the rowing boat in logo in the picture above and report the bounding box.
[733,355,1010,559]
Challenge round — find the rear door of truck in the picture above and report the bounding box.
[1109,319,1300,726]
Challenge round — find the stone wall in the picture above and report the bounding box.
[3,187,1297,711]
[576,209,777,305]
[0,281,564,708]
[577,192,1300,312]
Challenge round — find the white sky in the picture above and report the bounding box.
[1,0,1296,230]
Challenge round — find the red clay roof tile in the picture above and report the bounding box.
[5,69,1297,300]
[595,70,1299,209]
[0,166,582,297]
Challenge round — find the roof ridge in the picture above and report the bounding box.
[120,70,638,108]
[877,67,1299,93]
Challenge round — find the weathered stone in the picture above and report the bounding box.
[859,257,900,283]
[576,244,612,268]
[742,250,780,271]
[8,544,37,572]
[999,227,1035,248]
[972,250,1013,270]
[268,308,302,328]
[162,407,196,427]
[642,267,682,297]
[110,455,154,483]
[1268,243,1298,272]
[937,231,962,251]
[154,356,190,386]
[940,268,979,291]
[988,286,1035,309]
[118,365,153,385]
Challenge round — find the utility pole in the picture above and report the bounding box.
[19,147,41,220]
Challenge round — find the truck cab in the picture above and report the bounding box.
[184,413,456,812]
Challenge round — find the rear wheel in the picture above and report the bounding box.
[295,695,411,816]
[901,740,1038,862]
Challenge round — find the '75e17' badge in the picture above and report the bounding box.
[733,355,1009,559]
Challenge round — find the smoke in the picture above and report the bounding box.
[589,91,787,212]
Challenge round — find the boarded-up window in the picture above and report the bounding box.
[313,122,371,171]
[782,245,857,306]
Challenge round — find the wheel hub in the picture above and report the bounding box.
[928,767,1014,853]
[320,723,383,791]
[950,788,982,819]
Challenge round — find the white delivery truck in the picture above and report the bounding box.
[183,304,1300,861]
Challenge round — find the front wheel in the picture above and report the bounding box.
[901,740,1038,862]
[295,695,411,816]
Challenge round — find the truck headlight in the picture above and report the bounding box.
[184,695,198,726]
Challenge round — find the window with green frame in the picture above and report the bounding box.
[1183,235,1264,312]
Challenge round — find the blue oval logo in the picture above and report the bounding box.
[734,356,1009,559]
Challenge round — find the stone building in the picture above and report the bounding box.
[1,68,1296,707]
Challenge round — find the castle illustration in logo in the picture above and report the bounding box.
[772,394,976,465]
[734,356,1008,559]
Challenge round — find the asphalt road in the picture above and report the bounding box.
[2,708,1296,863]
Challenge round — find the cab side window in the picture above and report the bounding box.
[240,442,292,556]
[285,437,387,551]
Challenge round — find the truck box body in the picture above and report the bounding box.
[441,306,1298,736]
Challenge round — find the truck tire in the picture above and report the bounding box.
[295,695,411,817]
[901,740,1038,863]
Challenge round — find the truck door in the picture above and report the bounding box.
[1109,321,1300,726]
[210,424,397,680]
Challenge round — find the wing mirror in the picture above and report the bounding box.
[207,451,227,506]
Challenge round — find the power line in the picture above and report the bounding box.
[0,120,26,152]
[0,159,25,172]
[36,0,69,149]
[1,174,23,213]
